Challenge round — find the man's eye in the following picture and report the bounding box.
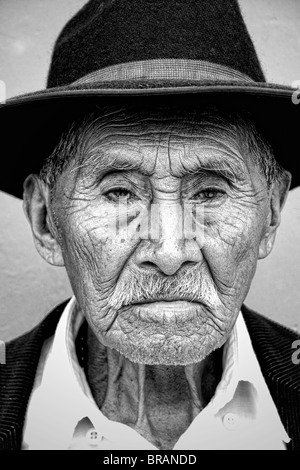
[104,188,135,202]
[191,189,226,201]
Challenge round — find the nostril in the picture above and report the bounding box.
[182,261,197,269]
[140,261,161,273]
[135,239,203,276]
[140,260,197,277]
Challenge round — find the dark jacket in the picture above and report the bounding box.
[0,301,299,450]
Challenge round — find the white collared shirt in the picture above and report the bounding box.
[22,297,290,450]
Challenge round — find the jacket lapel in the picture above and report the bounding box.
[0,301,68,450]
[242,304,300,450]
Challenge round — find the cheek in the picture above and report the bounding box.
[202,203,265,293]
[59,208,139,297]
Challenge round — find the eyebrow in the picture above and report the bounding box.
[73,148,154,180]
[194,162,244,182]
[176,154,246,184]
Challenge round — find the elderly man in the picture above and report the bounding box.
[0,0,299,451]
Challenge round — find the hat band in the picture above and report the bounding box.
[72,59,254,85]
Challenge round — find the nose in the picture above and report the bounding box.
[134,201,203,276]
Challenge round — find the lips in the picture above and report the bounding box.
[129,297,197,305]
[127,300,201,325]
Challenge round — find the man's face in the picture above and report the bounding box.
[50,110,272,365]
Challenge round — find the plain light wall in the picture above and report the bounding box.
[0,0,299,341]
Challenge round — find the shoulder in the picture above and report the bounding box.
[242,303,300,352]
[5,299,69,355]
[241,305,300,450]
[241,303,300,396]
[0,299,69,449]
[1,298,69,388]
[242,305,300,450]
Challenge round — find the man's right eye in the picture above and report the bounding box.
[103,188,135,202]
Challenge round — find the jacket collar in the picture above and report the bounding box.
[0,300,69,450]
[242,304,300,450]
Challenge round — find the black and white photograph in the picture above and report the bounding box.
[0,0,300,452]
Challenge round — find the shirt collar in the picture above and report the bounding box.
[23,296,290,449]
[23,297,156,449]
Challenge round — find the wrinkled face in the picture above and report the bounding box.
[50,111,272,365]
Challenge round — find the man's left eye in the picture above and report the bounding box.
[191,188,226,201]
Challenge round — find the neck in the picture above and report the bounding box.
[86,328,223,450]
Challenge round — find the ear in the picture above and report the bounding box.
[23,174,65,266]
[258,171,291,260]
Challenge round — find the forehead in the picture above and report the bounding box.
[76,108,249,179]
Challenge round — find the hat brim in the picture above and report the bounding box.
[0,79,299,198]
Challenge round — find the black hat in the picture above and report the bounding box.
[1,0,299,197]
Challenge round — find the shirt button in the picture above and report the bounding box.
[86,428,102,445]
[223,413,238,430]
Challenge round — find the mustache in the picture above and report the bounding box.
[107,266,220,311]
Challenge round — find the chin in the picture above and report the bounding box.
[92,303,234,365]
[104,333,224,366]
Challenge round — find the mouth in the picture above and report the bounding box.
[129,297,197,305]
[125,300,201,325]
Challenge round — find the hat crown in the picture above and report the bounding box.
[47,0,265,88]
